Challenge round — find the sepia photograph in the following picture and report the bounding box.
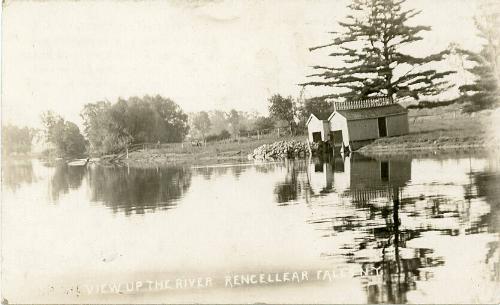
[1,0,499,303]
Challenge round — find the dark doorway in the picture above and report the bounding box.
[381,161,389,181]
[312,132,322,143]
[331,130,343,148]
[378,117,387,137]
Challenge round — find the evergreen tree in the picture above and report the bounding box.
[303,0,454,100]
[458,1,500,111]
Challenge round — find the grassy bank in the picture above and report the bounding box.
[124,135,305,166]
[358,106,499,154]
[121,105,498,166]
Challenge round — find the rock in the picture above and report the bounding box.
[248,140,314,161]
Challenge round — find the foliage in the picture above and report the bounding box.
[303,0,454,100]
[297,97,334,127]
[191,111,212,141]
[268,94,296,127]
[205,129,231,142]
[81,95,189,155]
[254,116,275,131]
[458,2,500,112]
[208,110,229,135]
[406,99,457,110]
[227,109,240,138]
[1,124,35,155]
[40,111,86,157]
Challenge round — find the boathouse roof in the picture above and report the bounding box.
[334,104,408,120]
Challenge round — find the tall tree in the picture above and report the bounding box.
[303,0,454,100]
[81,95,189,155]
[268,94,296,128]
[458,1,500,111]
[191,111,212,141]
[227,109,240,138]
[41,111,86,157]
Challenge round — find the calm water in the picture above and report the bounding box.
[1,153,499,303]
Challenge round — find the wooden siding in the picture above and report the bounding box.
[347,118,379,141]
[386,113,409,137]
[307,115,330,142]
[329,113,350,147]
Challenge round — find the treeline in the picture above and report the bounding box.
[41,111,87,157]
[188,109,274,143]
[1,125,35,156]
[188,94,335,144]
[3,93,336,158]
[81,95,189,155]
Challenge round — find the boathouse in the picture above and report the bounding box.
[307,97,409,151]
[306,113,330,143]
[329,98,409,151]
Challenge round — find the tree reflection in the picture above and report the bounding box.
[192,165,229,180]
[87,165,192,215]
[49,164,86,201]
[1,159,36,192]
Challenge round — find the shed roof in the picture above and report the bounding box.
[306,113,330,125]
[330,104,407,121]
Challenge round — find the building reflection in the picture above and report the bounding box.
[274,160,310,204]
[297,154,499,303]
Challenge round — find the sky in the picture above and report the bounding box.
[1,0,485,128]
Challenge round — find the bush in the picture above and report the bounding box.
[206,129,231,142]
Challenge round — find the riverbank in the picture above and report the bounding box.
[122,135,305,167]
[118,106,498,167]
[358,106,500,154]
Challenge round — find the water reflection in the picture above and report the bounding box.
[1,159,36,191]
[297,154,499,303]
[87,165,192,215]
[49,163,86,201]
[1,154,499,303]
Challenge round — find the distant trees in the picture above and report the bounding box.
[254,116,275,131]
[302,97,334,120]
[81,95,189,155]
[1,124,34,155]
[227,109,241,138]
[189,110,266,142]
[458,1,500,111]
[41,111,86,157]
[268,94,296,129]
[191,111,211,142]
[208,110,230,135]
[303,0,454,100]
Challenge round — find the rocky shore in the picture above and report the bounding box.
[247,140,314,161]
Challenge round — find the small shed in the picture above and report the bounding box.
[328,99,409,151]
[306,113,330,143]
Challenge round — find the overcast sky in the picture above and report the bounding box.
[2,0,484,128]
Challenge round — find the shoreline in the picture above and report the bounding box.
[118,140,497,168]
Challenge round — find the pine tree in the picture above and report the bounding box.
[303,0,454,101]
[458,1,500,111]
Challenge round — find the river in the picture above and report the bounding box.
[1,152,499,303]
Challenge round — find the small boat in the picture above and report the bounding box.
[67,158,89,167]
